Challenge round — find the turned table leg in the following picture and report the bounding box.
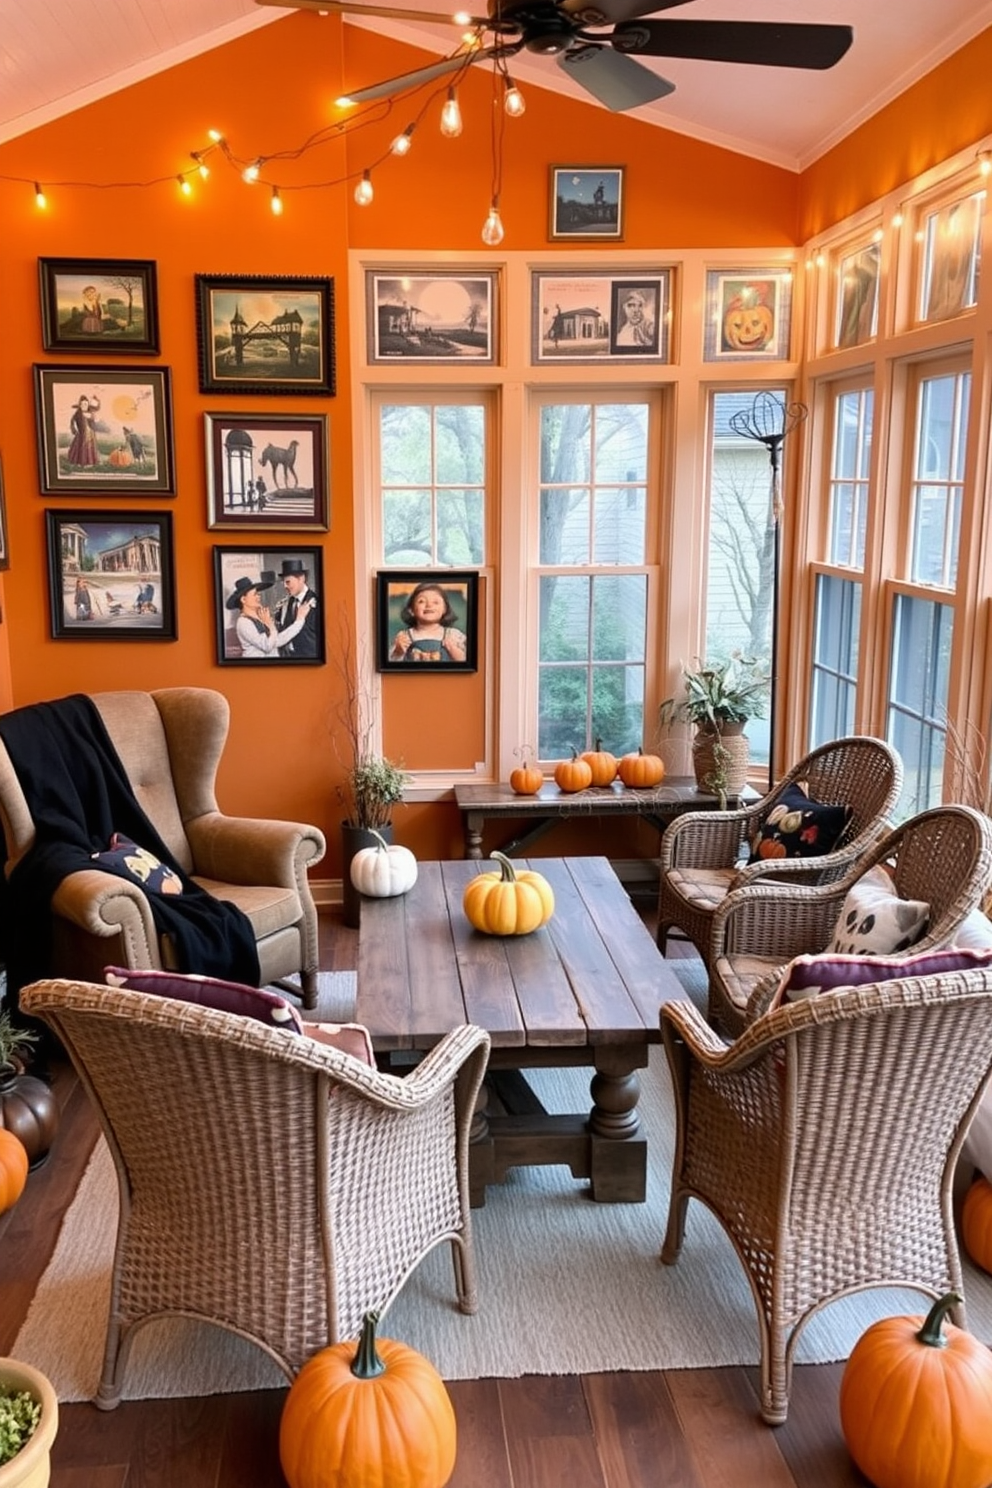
[587,1043,648,1202]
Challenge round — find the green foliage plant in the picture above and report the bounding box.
[346,756,409,832]
[0,1010,37,1070]
[0,1386,41,1466]
[658,653,769,732]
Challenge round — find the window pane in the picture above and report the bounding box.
[541,405,591,483]
[592,574,646,661]
[381,405,431,484]
[909,370,968,587]
[828,388,872,569]
[435,405,484,485]
[593,488,646,565]
[379,398,487,567]
[810,573,861,746]
[383,489,431,565]
[540,575,589,661]
[537,573,646,755]
[437,490,484,565]
[593,403,648,482]
[541,487,590,564]
[888,593,953,814]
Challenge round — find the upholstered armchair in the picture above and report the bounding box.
[660,962,992,1425]
[0,688,326,1006]
[656,735,903,968]
[706,802,992,1034]
[20,976,490,1408]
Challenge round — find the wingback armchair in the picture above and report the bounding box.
[0,688,326,1006]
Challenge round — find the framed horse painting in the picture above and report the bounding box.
[204,413,330,531]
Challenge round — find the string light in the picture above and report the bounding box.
[354,169,374,205]
[481,197,504,245]
[390,124,416,156]
[503,77,526,117]
[978,149,992,177]
[440,88,463,138]
[270,186,283,215]
[177,174,193,197]
[242,159,261,183]
[34,182,47,209]
[191,151,210,180]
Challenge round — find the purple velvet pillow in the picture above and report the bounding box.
[769,944,992,1006]
[103,965,304,1032]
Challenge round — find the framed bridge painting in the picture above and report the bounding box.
[195,274,335,395]
[204,413,330,531]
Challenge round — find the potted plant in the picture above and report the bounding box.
[0,1358,58,1488]
[658,654,769,802]
[0,1014,58,1170]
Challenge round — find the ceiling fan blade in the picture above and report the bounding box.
[341,45,503,102]
[558,0,692,24]
[558,44,675,110]
[611,19,853,70]
[256,0,481,21]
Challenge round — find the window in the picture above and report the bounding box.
[887,593,953,813]
[533,396,656,760]
[910,369,969,587]
[828,386,872,569]
[376,395,489,567]
[811,574,861,744]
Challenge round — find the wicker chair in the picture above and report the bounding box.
[707,803,992,1035]
[19,977,490,1411]
[656,736,903,966]
[660,963,992,1425]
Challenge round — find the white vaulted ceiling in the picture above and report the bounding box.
[1,0,991,170]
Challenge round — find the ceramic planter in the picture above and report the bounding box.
[0,1359,58,1488]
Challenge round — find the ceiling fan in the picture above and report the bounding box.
[256,0,853,114]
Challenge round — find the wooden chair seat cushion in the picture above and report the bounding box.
[664,865,737,910]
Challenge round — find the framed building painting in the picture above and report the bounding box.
[204,412,330,531]
[213,545,325,666]
[46,509,176,640]
[703,269,793,361]
[195,274,335,395]
[366,272,497,364]
[549,167,624,240]
[532,270,670,362]
[376,570,478,672]
[39,257,160,354]
[34,365,175,495]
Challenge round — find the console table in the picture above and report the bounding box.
[454,777,758,860]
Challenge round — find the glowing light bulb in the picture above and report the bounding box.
[391,124,415,156]
[503,78,525,116]
[208,128,224,143]
[34,182,47,209]
[271,187,283,216]
[979,150,992,177]
[354,170,374,205]
[481,199,504,245]
[336,94,355,108]
[440,88,462,138]
[191,151,210,180]
[178,174,193,197]
[453,9,471,21]
[243,160,261,183]
[892,211,903,228]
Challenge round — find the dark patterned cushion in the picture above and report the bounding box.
[92,833,183,895]
[748,784,852,864]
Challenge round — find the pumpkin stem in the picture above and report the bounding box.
[489,851,518,883]
[351,1310,387,1379]
[915,1292,963,1348]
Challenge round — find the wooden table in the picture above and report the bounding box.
[454,777,756,860]
[357,856,686,1205]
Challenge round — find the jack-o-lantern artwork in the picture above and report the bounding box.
[705,270,791,361]
[722,284,775,352]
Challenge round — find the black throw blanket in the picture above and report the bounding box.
[0,694,260,1002]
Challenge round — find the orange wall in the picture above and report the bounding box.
[799,26,992,239]
[0,14,800,876]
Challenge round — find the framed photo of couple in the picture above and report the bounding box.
[376,570,479,673]
[213,545,325,666]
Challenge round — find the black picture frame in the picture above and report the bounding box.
[34,364,175,496]
[195,274,335,395]
[39,257,160,354]
[213,544,325,666]
[204,412,330,531]
[46,509,177,640]
[550,166,624,240]
[376,570,479,673]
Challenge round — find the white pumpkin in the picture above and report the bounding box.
[349,830,418,899]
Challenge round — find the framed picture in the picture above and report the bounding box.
[835,241,881,348]
[45,509,176,640]
[919,192,982,323]
[195,274,335,395]
[0,455,8,571]
[532,270,671,363]
[703,269,793,361]
[376,570,479,673]
[366,271,497,364]
[213,545,325,666]
[205,413,330,531]
[550,167,624,240]
[33,365,175,496]
[39,258,159,354]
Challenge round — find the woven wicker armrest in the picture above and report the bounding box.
[660,805,762,872]
[708,875,847,962]
[185,812,326,885]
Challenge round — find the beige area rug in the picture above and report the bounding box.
[14,960,992,1402]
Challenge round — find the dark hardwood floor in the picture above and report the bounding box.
[0,908,867,1488]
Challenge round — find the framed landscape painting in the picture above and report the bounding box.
[204,413,330,531]
[34,365,175,495]
[46,509,176,640]
[550,167,624,240]
[366,271,497,364]
[39,258,159,354]
[195,274,335,395]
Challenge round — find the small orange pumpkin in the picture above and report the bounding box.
[109,444,133,468]
[616,749,666,789]
[962,1176,992,1274]
[0,1128,29,1214]
[280,1310,456,1488]
[554,748,593,794]
[509,764,543,796]
[839,1292,992,1488]
[462,852,555,936]
[580,738,618,787]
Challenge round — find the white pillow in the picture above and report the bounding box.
[830,864,929,956]
[954,909,992,951]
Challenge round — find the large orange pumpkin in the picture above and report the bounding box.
[962,1177,992,1274]
[553,748,593,794]
[839,1292,992,1488]
[580,739,618,787]
[616,749,666,789]
[0,1128,29,1214]
[462,851,554,936]
[280,1311,457,1488]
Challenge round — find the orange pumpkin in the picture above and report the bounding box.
[962,1177,992,1274]
[280,1311,456,1488]
[509,764,543,796]
[839,1292,992,1488]
[0,1128,29,1214]
[616,749,666,789]
[109,444,133,468]
[554,748,593,794]
[580,739,618,787]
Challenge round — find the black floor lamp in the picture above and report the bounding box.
[728,392,808,787]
